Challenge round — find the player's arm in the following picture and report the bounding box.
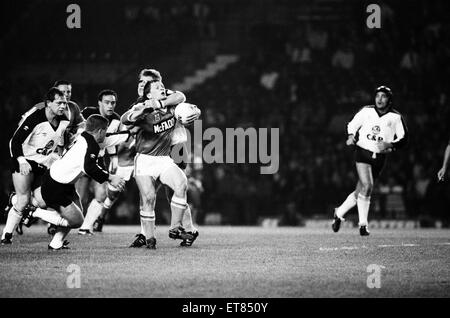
[390,114,409,151]
[162,90,186,108]
[121,103,153,125]
[82,137,124,189]
[346,108,365,146]
[438,142,450,181]
[10,115,36,174]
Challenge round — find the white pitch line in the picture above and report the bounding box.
[319,242,450,251]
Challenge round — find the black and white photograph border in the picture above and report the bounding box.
[0,0,449,301]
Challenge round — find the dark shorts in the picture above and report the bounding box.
[354,146,387,179]
[41,172,78,209]
[10,158,47,176]
[10,158,47,190]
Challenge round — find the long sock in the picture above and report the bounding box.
[170,196,187,229]
[33,208,69,227]
[80,199,103,231]
[2,207,22,238]
[99,197,115,219]
[49,227,71,249]
[182,205,197,233]
[357,193,371,226]
[336,191,357,219]
[140,210,155,239]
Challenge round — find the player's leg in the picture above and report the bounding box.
[332,180,362,233]
[134,175,157,249]
[92,183,121,232]
[22,187,70,228]
[1,172,33,243]
[355,162,374,235]
[335,180,361,219]
[164,184,199,246]
[95,166,133,232]
[79,181,106,234]
[159,164,192,240]
[75,175,91,212]
[49,202,84,250]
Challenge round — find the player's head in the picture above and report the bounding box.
[45,87,67,116]
[53,80,72,101]
[85,114,109,143]
[375,86,393,110]
[142,79,166,101]
[138,68,162,97]
[97,89,117,117]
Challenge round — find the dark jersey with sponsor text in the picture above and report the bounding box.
[134,108,176,156]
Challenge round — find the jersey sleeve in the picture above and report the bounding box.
[9,113,36,160]
[347,107,365,136]
[82,135,109,184]
[391,114,409,150]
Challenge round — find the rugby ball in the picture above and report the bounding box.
[174,102,201,124]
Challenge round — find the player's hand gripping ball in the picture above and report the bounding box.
[174,102,201,125]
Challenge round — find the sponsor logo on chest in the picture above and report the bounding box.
[153,117,175,133]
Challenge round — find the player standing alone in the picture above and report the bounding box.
[332,86,409,236]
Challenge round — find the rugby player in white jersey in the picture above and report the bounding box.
[9,80,85,236]
[121,79,200,249]
[332,86,408,236]
[20,115,126,249]
[76,89,129,235]
[1,88,70,244]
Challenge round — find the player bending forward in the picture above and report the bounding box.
[20,115,125,249]
[332,86,408,236]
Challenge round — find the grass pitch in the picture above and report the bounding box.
[0,225,449,297]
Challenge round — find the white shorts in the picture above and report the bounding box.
[134,154,176,179]
[116,165,134,181]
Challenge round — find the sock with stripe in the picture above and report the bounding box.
[170,196,187,229]
[33,208,69,227]
[140,210,155,239]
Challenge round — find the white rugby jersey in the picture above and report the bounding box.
[50,132,109,184]
[81,107,128,157]
[347,105,408,153]
[9,107,69,168]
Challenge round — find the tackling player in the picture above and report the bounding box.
[76,89,129,235]
[332,86,408,236]
[1,88,70,244]
[20,115,125,249]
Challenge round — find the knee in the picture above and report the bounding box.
[94,191,107,202]
[68,215,84,228]
[360,182,373,196]
[141,191,156,207]
[15,194,31,211]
